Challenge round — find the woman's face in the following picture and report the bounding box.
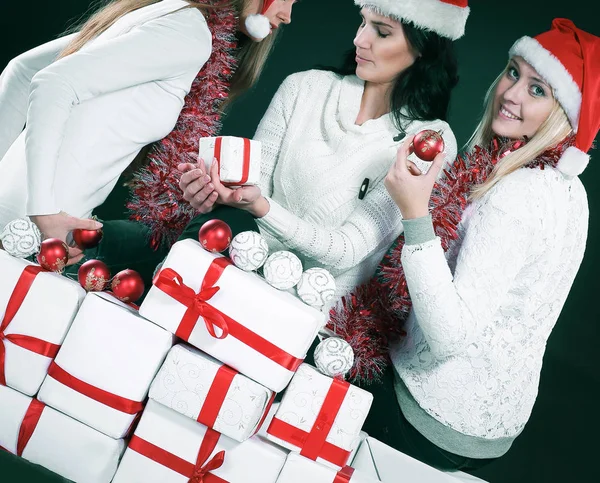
[240,0,296,40]
[491,56,555,139]
[353,8,419,85]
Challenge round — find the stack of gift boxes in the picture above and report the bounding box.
[0,136,479,483]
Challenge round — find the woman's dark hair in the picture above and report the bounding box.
[324,20,459,133]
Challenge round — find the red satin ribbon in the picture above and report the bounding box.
[197,365,237,427]
[0,399,45,456]
[214,137,252,186]
[0,265,61,386]
[252,392,276,437]
[47,361,144,415]
[267,379,352,467]
[154,262,303,372]
[334,466,356,483]
[129,428,227,483]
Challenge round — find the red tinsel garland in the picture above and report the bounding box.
[127,2,238,249]
[328,135,576,384]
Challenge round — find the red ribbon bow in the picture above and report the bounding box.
[1,265,61,386]
[155,267,229,340]
[190,449,226,483]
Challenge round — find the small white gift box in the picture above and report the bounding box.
[0,384,125,483]
[149,343,274,442]
[276,453,379,483]
[266,364,373,469]
[113,399,287,483]
[140,239,325,392]
[199,136,261,186]
[351,437,488,483]
[0,250,85,395]
[37,292,173,439]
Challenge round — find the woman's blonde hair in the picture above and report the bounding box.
[467,63,573,200]
[59,0,278,102]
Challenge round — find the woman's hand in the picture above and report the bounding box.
[384,135,445,219]
[178,161,218,213]
[30,212,103,265]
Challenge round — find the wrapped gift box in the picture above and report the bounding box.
[0,384,124,483]
[351,437,488,483]
[140,239,325,392]
[266,364,373,469]
[277,453,379,483]
[113,399,287,483]
[37,292,173,439]
[149,343,274,442]
[0,250,85,396]
[199,136,261,186]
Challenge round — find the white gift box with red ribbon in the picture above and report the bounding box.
[0,384,125,483]
[276,453,379,483]
[266,364,373,470]
[0,250,85,396]
[113,399,287,483]
[139,239,325,392]
[37,292,173,439]
[149,343,274,442]
[199,136,261,186]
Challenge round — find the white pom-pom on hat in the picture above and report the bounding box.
[244,14,271,40]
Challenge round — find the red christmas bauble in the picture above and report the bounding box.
[111,269,145,303]
[72,227,103,249]
[78,259,111,292]
[198,219,232,253]
[37,238,69,272]
[409,130,445,162]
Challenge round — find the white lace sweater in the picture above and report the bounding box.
[390,165,588,454]
[254,70,457,298]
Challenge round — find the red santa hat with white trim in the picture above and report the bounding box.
[353,0,470,40]
[245,0,276,41]
[510,18,600,177]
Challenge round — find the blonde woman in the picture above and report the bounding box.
[331,18,598,471]
[0,0,296,263]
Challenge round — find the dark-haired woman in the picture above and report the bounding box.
[174,0,466,300]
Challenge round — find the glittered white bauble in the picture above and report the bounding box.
[229,231,269,271]
[314,337,355,378]
[262,251,303,290]
[296,268,336,308]
[0,218,42,258]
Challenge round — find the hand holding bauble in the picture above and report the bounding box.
[408,129,445,162]
[37,238,69,272]
[111,269,145,303]
[68,227,103,249]
[198,219,232,253]
[78,259,111,292]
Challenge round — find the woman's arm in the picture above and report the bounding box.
[25,8,212,217]
[0,33,77,160]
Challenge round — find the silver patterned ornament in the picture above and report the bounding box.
[0,218,42,258]
[296,268,336,308]
[262,250,303,290]
[313,337,355,378]
[228,231,269,271]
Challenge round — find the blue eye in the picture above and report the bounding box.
[507,67,519,80]
[530,85,546,97]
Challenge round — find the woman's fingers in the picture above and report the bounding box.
[393,135,416,174]
[406,161,422,176]
[194,191,219,214]
[71,217,103,231]
[179,167,204,191]
[182,174,212,202]
[425,152,445,181]
[190,181,216,208]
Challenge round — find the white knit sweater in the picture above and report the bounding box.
[0,1,210,229]
[391,164,588,443]
[254,70,457,298]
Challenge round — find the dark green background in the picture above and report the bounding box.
[1,1,598,482]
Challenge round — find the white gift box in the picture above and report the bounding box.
[149,343,274,442]
[351,437,488,483]
[140,239,325,392]
[113,399,287,483]
[0,250,85,396]
[266,364,373,469]
[277,453,379,483]
[199,136,261,186]
[37,292,173,439]
[0,384,125,483]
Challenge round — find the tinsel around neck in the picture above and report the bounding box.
[327,134,576,384]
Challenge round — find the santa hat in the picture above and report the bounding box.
[244,0,275,41]
[510,18,600,177]
[354,0,470,40]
